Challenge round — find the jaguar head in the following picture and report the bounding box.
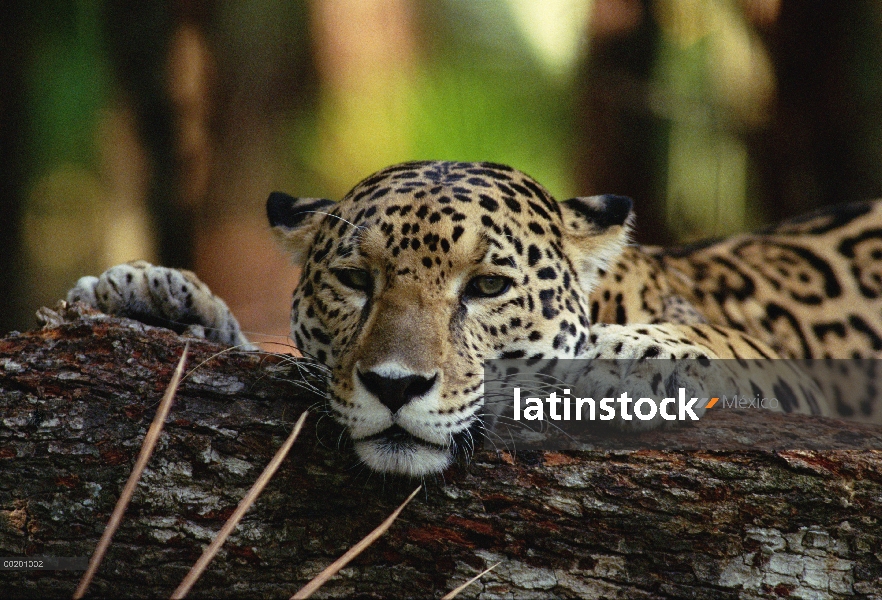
[268,161,632,475]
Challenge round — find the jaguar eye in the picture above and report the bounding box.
[334,269,372,292]
[465,275,512,298]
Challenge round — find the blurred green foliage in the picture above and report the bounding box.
[26,0,108,174]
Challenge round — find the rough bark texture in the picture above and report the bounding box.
[2,305,882,599]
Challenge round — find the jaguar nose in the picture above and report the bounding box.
[357,370,438,413]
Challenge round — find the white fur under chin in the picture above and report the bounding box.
[354,440,452,476]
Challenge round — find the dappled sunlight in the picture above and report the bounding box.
[508,0,593,78]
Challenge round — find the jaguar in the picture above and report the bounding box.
[67,161,882,475]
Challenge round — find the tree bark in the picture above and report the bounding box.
[2,304,881,599]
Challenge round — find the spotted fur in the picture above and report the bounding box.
[68,161,882,476]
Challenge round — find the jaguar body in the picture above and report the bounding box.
[68,161,882,475]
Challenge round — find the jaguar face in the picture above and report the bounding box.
[268,161,631,475]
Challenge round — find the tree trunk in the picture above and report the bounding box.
[2,304,881,599]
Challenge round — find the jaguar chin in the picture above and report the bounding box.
[353,425,457,476]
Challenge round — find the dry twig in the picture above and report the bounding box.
[171,410,309,599]
[290,485,422,599]
[441,562,501,599]
[73,345,189,599]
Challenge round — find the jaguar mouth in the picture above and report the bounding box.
[354,425,454,476]
[359,424,446,450]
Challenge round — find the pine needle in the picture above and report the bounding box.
[290,485,422,599]
[171,410,309,599]
[73,344,189,600]
[441,562,501,599]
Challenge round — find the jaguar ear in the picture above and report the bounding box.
[267,192,336,265]
[559,195,634,292]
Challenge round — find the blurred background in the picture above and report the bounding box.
[2,0,882,345]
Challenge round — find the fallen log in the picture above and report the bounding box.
[1,304,881,599]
